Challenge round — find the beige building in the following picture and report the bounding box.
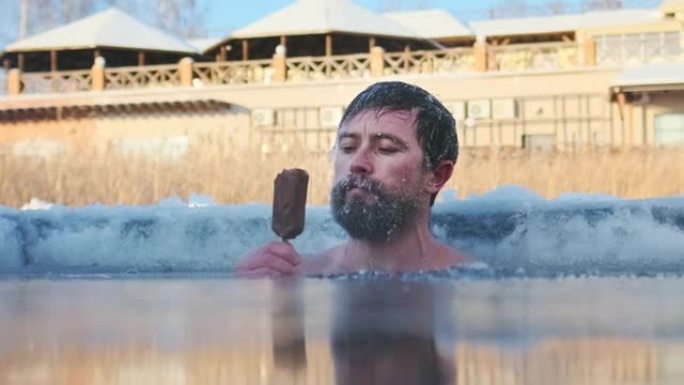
[0,0,683,157]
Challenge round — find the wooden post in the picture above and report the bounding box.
[50,50,58,72]
[138,51,145,67]
[91,59,105,91]
[583,35,596,66]
[50,50,58,92]
[370,46,385,78]
[93,49,101,61]
[179,57,194,86]
[325,34,332,56]
[242,40,249,61]
[219,46,227,62]
[18,53,25,72]
[369,36,376,51]
[616,91,632,147]
[473,39,488,72]
[280,35,287,47]
[8,69,21,95]
[3,59,9,72]
[272,49,287,82]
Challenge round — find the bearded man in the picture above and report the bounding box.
[235,81,471,277]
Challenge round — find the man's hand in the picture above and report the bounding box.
[234,241,302,278]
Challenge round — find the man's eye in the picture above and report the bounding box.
[378,147,398,154]
[339,145,356,153]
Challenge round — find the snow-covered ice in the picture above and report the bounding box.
[0,185,682,276]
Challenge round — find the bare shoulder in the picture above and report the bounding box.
[436,243,474,267]
[299,244,346,276]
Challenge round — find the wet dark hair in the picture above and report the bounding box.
[339,81,458,205]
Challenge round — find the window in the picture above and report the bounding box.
[522,134,555,151]
[655,114,684,146]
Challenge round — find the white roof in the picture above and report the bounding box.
[188,37,223,53]
[383,9,473,39]
[470,8,662,37]
[4,7,197,54]
[229,0,417,39]
[613,63,684,87]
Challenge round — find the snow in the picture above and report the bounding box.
[4,7,197,54]
[0,185,683,277]
[469,8,661,38]
[613,63,684,88]
[383,9,472,39]
[227,0,417,40]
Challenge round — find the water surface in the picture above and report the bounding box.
[2,276,684,385]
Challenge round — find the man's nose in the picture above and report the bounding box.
[349,150,373,175]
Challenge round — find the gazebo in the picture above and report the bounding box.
[204,0,438,61]
[1,7,198,73]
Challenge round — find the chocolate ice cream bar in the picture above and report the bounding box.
[272,168,309,240]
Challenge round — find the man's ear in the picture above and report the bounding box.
[424,160,454,194]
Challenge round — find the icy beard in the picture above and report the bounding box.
[331,176,422,243]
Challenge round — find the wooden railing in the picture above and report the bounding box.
[383,47,474,75]
[193,59,273,85]
[10,36,684,95]
[285,53,371,81]
[105,64,181,90]
[22,70,92,94]
[596,31,684,66]
[488,42,579,71]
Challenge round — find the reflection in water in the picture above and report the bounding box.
[0,278,680,384]
[455,340,658,385]
[331,281,450,385]
[272,280,308,384]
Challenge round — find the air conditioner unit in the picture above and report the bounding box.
[320,106,344,128]
[448,101,466,121]
[492,99,518,119]
[251,108,275,127]
[467,99,491,119]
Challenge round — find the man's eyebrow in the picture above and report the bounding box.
[338,132,358,140]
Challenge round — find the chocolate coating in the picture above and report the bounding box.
[272,168,309,240]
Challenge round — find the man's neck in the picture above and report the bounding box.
[338,213,444,272]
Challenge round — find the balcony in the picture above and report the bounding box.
[3,31,683,96]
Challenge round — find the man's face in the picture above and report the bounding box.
[330,109,429,242]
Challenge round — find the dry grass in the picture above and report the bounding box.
[450,147,684,200]
[1,139,683,208]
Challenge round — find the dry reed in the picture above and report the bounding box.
[1,139,683,208]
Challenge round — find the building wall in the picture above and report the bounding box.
[0,68,682,155]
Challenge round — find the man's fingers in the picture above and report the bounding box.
[239,267,281,279]
[236,256,297,274]
[267,242,302,265]
[235,251,293,271]
[234,241,302,277]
